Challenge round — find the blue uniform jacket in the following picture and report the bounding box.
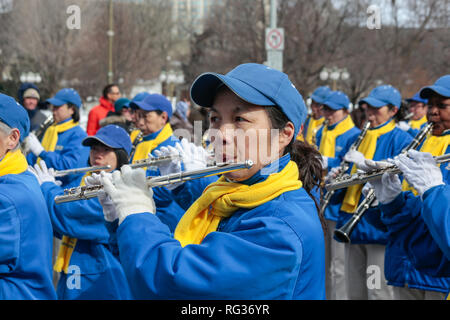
[27,120,90,187]
[315,117,361,221]
[40,178,133,300]
[335,120,413,244]
[0,171,56,300]
[378,143,450,290]
[137,130,186,233]
[115,155,326,299]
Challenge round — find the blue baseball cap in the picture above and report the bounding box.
[82,124,132,155]
[322,91,350,110]
[360,85,402,108]
[46,88,82,108]
[114,98,131,113]
[130,93,173,118]
[406,92,428,104]
[132,92,151,102]
[419,75,450,99]
[311,86,332,104]
[0,93,30,142]
[190,63,307,137]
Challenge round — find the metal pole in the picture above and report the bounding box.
[107,0,114,83]
[270,0,277,28]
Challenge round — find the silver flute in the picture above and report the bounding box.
[54,165,112,177]
[129,154,182,169]
[325,153,450,191]
[54,160,254,204]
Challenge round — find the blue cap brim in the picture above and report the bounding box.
[311,94,327,105]
[323,101,346,110]
[359,97,387,108]
[190,73,276,108]
[130,100,160,112]
[420,85,450,99]
[82,136,118,151]
[46,97,66,107]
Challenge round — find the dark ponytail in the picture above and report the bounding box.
[266,106,327,235]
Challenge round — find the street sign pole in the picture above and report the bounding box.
[265,0,283,72]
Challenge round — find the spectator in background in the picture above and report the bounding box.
[170,99,193,141]
[99,97,134,133]
[87,84,121,135]
[17,82,48,132]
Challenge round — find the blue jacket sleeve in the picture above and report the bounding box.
[40,182,109,242]
[0,194,20,274]
[420,185,450,259]
[117,212,302,299]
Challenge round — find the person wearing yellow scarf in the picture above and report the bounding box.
[406,91,428,130]
[23,88,90,186]
[315,90,360,300]
[0,93,56,299]
[97,63,327,299]
[30,124,134,300]
[304,86,332,145]
[335,84,415,300]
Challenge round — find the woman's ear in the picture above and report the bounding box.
[7,129,20,150]
[279,122,295,151]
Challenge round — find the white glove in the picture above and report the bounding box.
[176,138,209,171]
[361,159,401,204]
[152,146,182,191]
[28,160,61,186]
[321,156,328,169]
[101,165,156,225]
[396,121,411,132]
[24,132,44,157]
[362,182,379,207]
[343,149,367,170]
[393,149,444,197]
[325,166,342,184]
[85,173,118,222]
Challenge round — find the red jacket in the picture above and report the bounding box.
[87,97,115,135]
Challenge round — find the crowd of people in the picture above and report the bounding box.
[0,62,448,300]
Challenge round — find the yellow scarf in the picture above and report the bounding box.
[319,116,355,158]
[0,149,28,176]
[409,116,427,130]
[402,134,450,195]
[341,120,396,213]
[174,161,302,247]
[53,172,90,274]
[38,119,78,164]
[130,129,141,143]
[132,124,173,166]
[305,117,325,145]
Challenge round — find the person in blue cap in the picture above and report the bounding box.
[128,93,187,232]
[357,75,450,300]
[303,86,331,144]
[96,63,326,299]
[314,90,361,300]
[29,124,133,300]
[396,91,429,137]
[23,88,90,187]
[0,93,56,299]
[333,84,413,300]
[99,97,134,134]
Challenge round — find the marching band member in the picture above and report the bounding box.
[397,91,428,137]
[0,94,56,299]
[29,125,133,300]
[303,86,331,145]
[97,63,326,299]
[315,90,361,300]
[23,88,90,187]
[361,75,450,299]
[129,93,185,232]
[336,85,413,299]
